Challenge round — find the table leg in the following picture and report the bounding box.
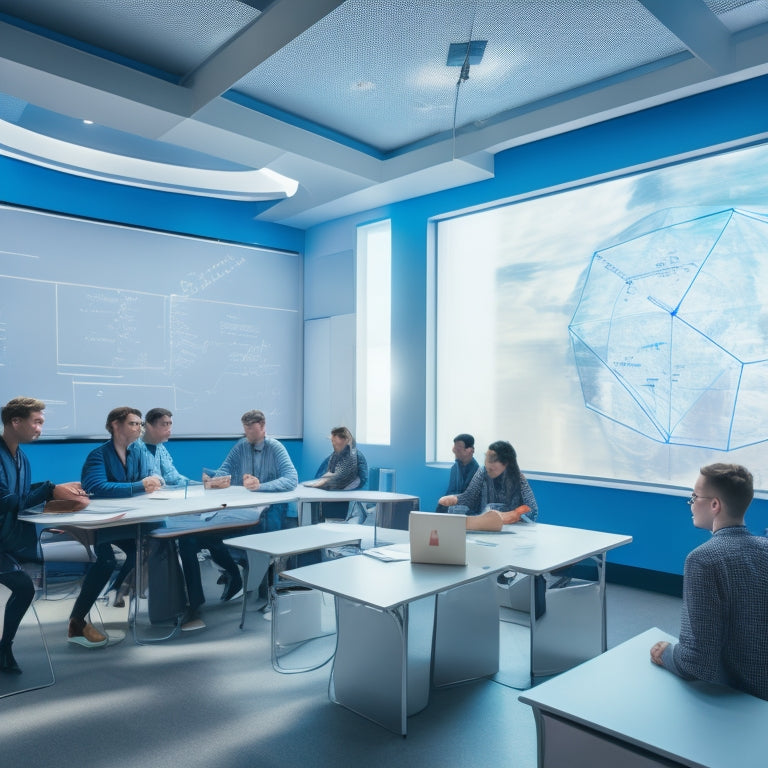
[330,595,434,735]
[529,556,606,680]
[432,575,499,686]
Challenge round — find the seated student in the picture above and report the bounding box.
[438,440,538,530]
[0,397,89,673]
[74,407,162,648]
[139,407,188,488]
[132,407,211,630]
[310,427,367,522]
[312,427,359,489]
[107,406,190,607]
[436,433,479,512]
[181,409,298,608]
[651,463,768,700]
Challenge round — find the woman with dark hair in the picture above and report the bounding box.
[438,440,538,528]
[311,427,359,490]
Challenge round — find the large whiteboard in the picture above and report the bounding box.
[0,205,302,438]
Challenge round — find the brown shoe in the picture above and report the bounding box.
[68,617,108,648]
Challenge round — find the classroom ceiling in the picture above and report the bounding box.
[1,0,768,229]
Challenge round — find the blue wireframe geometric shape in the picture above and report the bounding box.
[568,207,768,450]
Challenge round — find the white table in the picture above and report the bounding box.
[293,486,419,530]
[281,522,632,735]
[465,522,632,683]
[20,486,300,641]
[23,485,420,536]
[224,522,383,629]
[283,549,503,734]
[519,628,768,768]
[20,485,300,529]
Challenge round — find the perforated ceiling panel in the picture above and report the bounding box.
[705,0,768,31]
[231,0,685,154]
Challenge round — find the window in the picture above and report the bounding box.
[434,140,768,490]
[356,220,391,444]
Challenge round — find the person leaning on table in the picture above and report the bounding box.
[438,439,538,531]
[650,463,768,700]
[74,406,163,649]
[185,409,298,606]
[0,397,90,672]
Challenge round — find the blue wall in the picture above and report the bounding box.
[4,76,768,577]
[303,75,768,576]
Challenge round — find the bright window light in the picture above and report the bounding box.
[356,220,391,444]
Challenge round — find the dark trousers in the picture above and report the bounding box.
[0,565,35,646]
[70,527,136,622]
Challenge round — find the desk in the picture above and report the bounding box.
[20,486,300,530]
[20,487,300,640]
[519,628,768,768]
[294,486,419,531]
[464,523,632,684]
[224,522,385,630]
[282,549,504,734]
[281,522,631,735]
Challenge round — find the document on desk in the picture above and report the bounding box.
[364,543,411,562]
[147,488,188,500]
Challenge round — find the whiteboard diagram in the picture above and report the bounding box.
[0,205,302,438]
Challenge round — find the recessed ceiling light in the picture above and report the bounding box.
[82,119,94,125]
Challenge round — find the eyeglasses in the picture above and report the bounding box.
[687,493,716,506]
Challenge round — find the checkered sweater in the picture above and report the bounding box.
[661,526,768,700]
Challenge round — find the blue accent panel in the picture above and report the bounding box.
[222,91,385,159]
[24,438,304,490]
[0,154,304,251]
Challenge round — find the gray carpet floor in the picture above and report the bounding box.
[0,561,682,768]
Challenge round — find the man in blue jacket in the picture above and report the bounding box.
[74,407,162,648]
[1,397,89,671]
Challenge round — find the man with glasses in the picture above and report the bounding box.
[71,407,162,648]
[650,463,768,700]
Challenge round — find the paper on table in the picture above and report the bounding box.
[363,544,411,562]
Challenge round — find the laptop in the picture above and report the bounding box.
[409,511,467,565]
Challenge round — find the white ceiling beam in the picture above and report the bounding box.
[638,0,732,73]
[0,21,192,125]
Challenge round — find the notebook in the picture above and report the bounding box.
[408,511,467,565]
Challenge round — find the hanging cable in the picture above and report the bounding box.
[451,4,478,160]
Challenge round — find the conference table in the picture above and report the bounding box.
[281,522,632,735]
[20,485,419,640]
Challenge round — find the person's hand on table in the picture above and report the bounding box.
[242,473,261,491]
[142,475,164,493]
[438,495,458,507]
[500,504,531,524]
[650,641,670,666]
[47,482,90,512]
[203,473,231,489]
